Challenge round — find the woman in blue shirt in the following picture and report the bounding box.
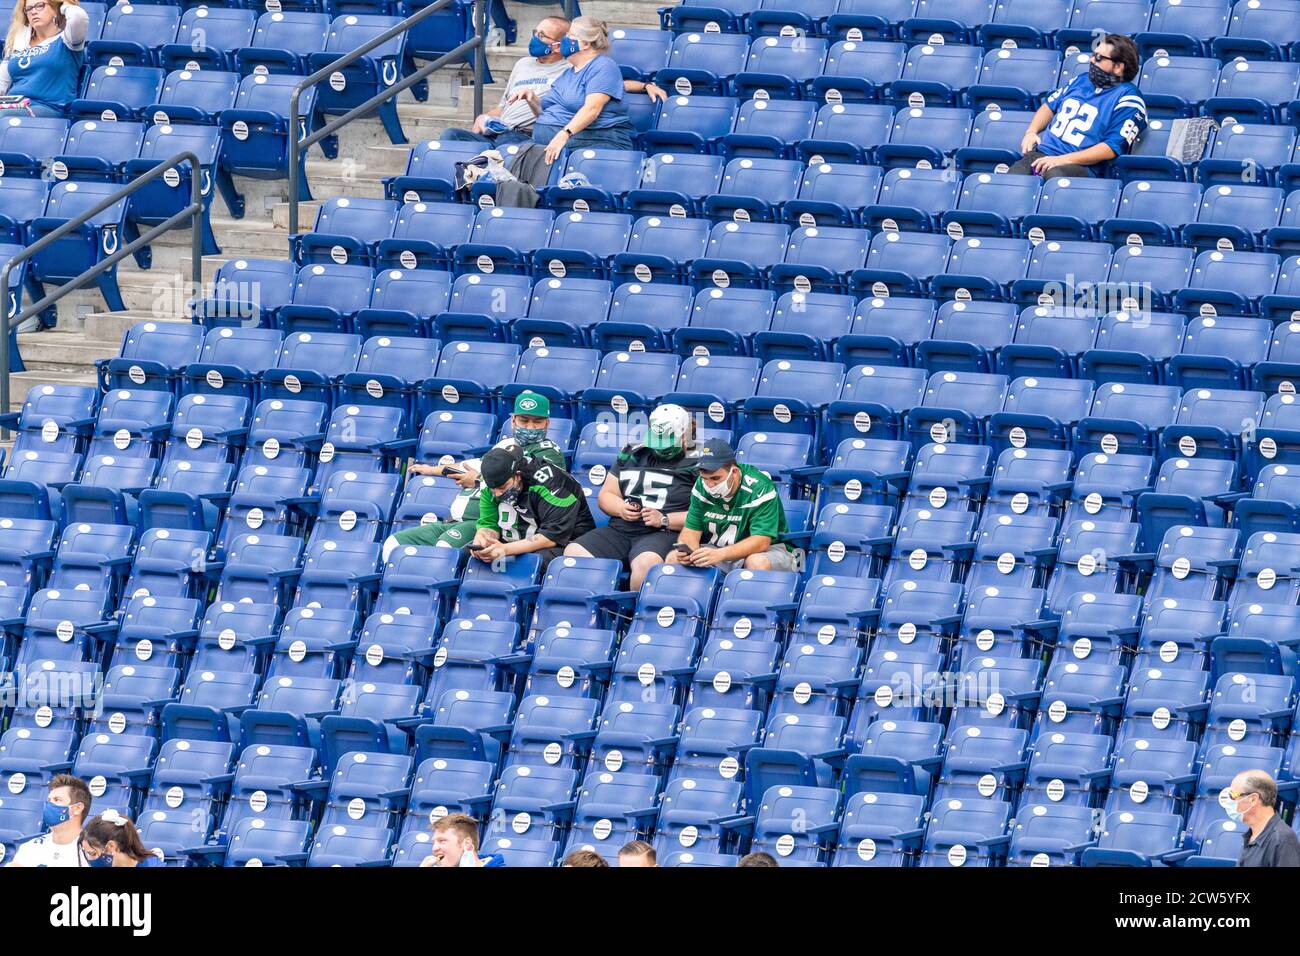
[511,16,637,163]
[80,811,166,868]
[0,0,88,118]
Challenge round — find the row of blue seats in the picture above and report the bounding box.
[392,123,1300,222]
[605,30,1300,118]
[184,239,1300,329]
[656,0,1300,65]
[2,540,1296,865]
[290,187,1300,281]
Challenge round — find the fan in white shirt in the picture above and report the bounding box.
[5,774,91,868]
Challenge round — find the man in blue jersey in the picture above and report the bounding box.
[1010,34,1146,179]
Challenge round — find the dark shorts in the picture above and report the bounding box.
[573,526,679,565]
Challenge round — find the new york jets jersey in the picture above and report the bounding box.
[476,460,595,546]
[607,444,700,535]
[443,435,565,522]
[1038,73,1147,169]
[685,463,791,551]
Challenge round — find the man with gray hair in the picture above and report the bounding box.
[1229,770,1300,867]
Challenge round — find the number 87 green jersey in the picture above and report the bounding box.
[684,463,791,551]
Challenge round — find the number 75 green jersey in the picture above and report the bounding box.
[684,463,791,551]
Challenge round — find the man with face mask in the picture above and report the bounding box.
[564,403,700,589]
[1229,770,1300,867]
[470,443,594,569]
[1008,34,1146,179]
[381,391,565,562]
[443,16,664,148]
[441,16,575,147]
[667,440,803,573]
[5,774,91,867]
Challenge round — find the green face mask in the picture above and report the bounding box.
[514,426,547,445]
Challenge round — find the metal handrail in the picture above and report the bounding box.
[0,149,204,430]
[288,0,488,235]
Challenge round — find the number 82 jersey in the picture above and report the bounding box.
[1037,73,1147,166]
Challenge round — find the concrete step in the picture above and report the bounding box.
[16,330,115,372]
[9,370,99,411]
[80,309,192,347]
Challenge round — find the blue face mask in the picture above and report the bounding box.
[514,426,547,446]
[528,34,553,58]
[42,800,70,829]
[1225,794,1250,825]
[85,850,114,868]
[559,36,582,57]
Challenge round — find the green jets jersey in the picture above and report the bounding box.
[439,435,566,522]
[684,463,791,550]
[476,460,595,546]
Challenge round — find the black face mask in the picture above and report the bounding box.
[1089,62,1122,89]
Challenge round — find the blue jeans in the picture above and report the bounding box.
[440,126,533,148]
[533,121,635,153]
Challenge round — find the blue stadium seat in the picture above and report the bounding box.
[809,40,907,105]
[657,33,750,97]
[386,139,484,204]
[70,65,166,123]
[88,2,182,68]
[162,7,258,72]
[293,197,398,267]
[237,11,331,76]
[218,75,319,211]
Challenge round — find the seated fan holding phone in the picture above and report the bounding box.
[469,443,594,570]
[381,391,564,560]
[667,440,803,573]
[564,403,701,590]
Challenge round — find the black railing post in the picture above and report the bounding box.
[473,0,487,119]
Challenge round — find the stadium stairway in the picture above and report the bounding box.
[10,0,670,410]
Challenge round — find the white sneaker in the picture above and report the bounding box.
[487,27,506,47]
[15,315,41,334]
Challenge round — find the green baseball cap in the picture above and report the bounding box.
[513,391,550,417]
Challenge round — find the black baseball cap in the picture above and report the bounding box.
[695,440,737,471]
[480,446,524,488]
